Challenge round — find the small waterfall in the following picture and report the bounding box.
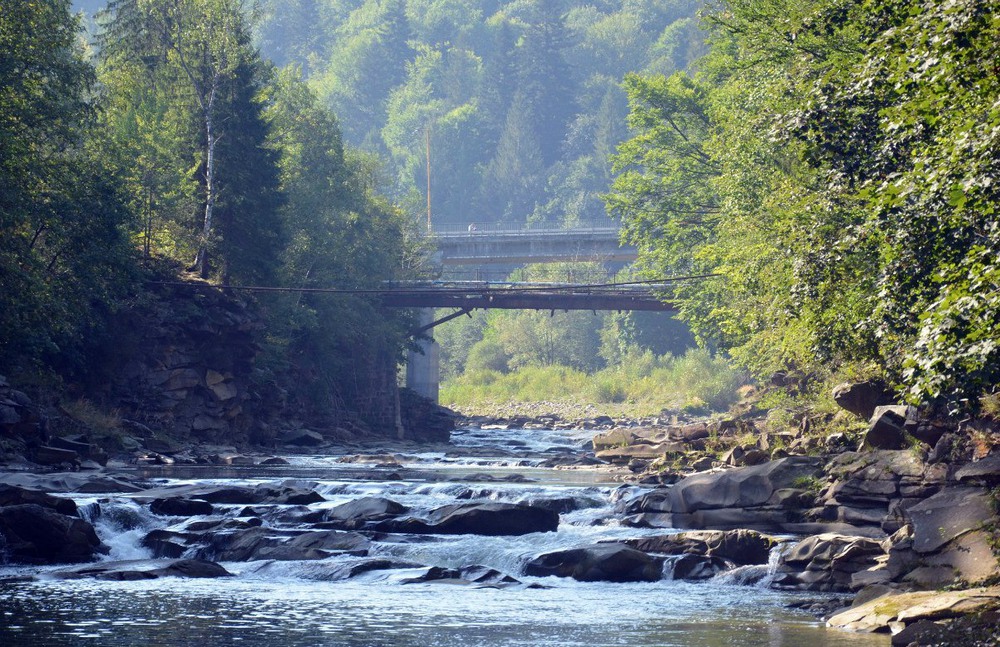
[709,542,789,587]
[661,555,678,580]
[79,499,162,561]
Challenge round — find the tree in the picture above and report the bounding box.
[100,0,284,283]
[263,67,420,422]
[313,0,412,145]
[1,0,136,375]
[606,0,1000,413]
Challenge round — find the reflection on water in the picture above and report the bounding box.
[0,426,889,646]
[0,578,886,647]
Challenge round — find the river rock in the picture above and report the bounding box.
[832,380,894,420]
[378,502,559,536]
[138,482,325,505]
[150,497,214,517]
[908,487,993,555]
[307,496,409,529]
[667,554,733,580]
[623,529,778,565]
[203,527,370,561]
[50,558,232,580]
[0,484,78,515]
[954,453,1000,485]
[0,504,106,564]
[525,543,663,582]
[394,564,523,587]
[0,472,145,494]
[889,619,949,646]
[862,406,912,450]
[772,533,885,592]
[669,457,823,513]
[625,457,823,532]
[596,442,685,462]
[288,557,424,581]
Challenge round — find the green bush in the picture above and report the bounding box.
[442,347,747,412]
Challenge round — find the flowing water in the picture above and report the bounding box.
[0,426,888,646]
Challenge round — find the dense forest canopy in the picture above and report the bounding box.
[4,0,420,425]
[250,0,707,228]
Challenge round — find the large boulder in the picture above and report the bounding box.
[862,406,913,450]
[667,554,734,580]
[0,504,105,564]
[623,529,778,566]
[378,502,559,536]
[306,496,408,530]
[832,380,894,420]
[772,533,885,592]
[625,457,823,532]
[150,497,214,517]
[525,543,663,582]
[668,457,823,513]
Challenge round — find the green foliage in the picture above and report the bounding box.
[98,0,285,283]
[0,0,138,376]
[442,347,746,411]
[261,68,419,420]
[606,0,1000,415]
[254,0,705,229]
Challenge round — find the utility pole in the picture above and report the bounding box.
[425,125,432,233]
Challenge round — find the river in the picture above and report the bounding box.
[0,425,888,646]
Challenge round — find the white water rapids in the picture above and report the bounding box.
[0,425,888,646]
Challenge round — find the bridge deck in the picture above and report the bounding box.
[380,283,674,312]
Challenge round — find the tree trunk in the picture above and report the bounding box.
[195,78,220,279]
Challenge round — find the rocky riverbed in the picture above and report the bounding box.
[2,377,1000,646]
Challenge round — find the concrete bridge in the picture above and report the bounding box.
[393,223,660,401]
[430,223,637,267]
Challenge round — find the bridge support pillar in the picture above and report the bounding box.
[406,308,440,402]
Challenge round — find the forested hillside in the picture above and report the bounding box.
[4,0,422,432]
[254,0,706,228]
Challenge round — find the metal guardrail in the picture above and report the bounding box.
[430,220,622,237]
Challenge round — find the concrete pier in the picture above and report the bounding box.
[405,308,440,401]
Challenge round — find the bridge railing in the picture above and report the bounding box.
[430,219,621,237]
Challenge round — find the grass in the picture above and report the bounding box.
[59,398,122,435]
[441,348,747,417]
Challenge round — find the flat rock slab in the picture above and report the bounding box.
[908,487,993,554]
[0,472,145,494]
[955,454,1000,484]
[138,482,324,505]
[828,587,1000,633]
[596,442,685,461]
[48,558,232,580]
